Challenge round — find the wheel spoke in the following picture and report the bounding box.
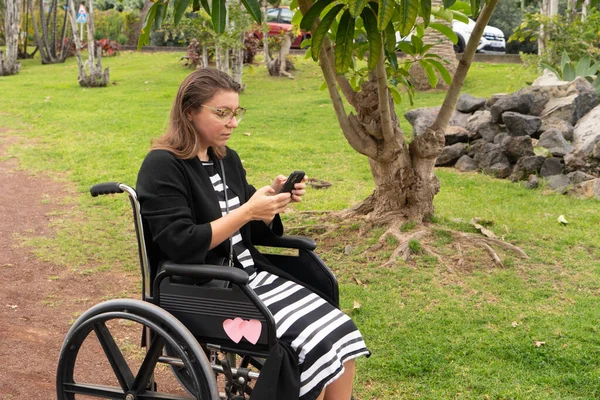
[93,322,135,390]
[62,382,126,398]
[131,335,166,392]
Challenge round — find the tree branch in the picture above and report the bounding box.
[322,36,358,108]
[430,0,499,132]
[318,47,377,158]
[374,43,396,145]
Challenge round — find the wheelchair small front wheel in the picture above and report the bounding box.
[56,299,219,399]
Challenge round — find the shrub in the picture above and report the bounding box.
[122,10,141,46]
[511,9,600,68]
[95,39,121,56]
[95,9,124,41]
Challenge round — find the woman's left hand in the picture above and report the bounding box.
[270,175,307,203]
[290,175,307,203]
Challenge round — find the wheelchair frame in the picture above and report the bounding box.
[56,182,339,400]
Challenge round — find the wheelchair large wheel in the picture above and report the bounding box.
[56,299,219,399]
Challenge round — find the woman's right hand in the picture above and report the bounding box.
[244,186,292,222]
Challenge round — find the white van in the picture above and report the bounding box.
[396,18,506,54]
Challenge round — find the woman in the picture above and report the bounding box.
[136,68,369,400]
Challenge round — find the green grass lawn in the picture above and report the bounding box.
[2,51,600,399]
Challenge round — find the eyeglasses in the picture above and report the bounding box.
[200,105,246,124]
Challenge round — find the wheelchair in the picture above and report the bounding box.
[56,182,340,399]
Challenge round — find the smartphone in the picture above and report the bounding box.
[279,171,305,194]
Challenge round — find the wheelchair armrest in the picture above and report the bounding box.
[253,235,316,251]
[159,262,249,285]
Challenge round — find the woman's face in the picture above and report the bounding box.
[187,89,240,154]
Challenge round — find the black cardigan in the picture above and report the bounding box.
[136,148,285,275]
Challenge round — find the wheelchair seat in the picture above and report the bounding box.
[56,181,340,400]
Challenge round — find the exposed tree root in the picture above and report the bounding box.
[478,241,503,267]
[455,232,530,259]
[286,211,528,271]
[368,225,528,269]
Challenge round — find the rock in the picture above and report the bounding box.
[486,162,512,179]
[539,77,599,125]
[537,129,572,157]
[510,156,546,182]
[473,143,511,178]
[456,93,486,113]
[568,178,600,199]
[344,245,354,255]
[444,126,470,146]
[405,107,472,132]
[532,69,570,87]
[450,111,472,129]
[486,94,507,109]
[502,135,534,163]
[565,104,600,173]
[436,143,468,166]
[467,139,486,157]
[455,155,478,172]
[524,174,540,189]
[540,157,563,177]
[490,93,534,123]
[503,111,542,137]
[540,117,574,141]
[466,110,499,142]
[547,174,571,194]
[594,141,600,159]
[494,132,509,144]
[567,171,596,185]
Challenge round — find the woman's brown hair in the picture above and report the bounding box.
[152,68,242,159]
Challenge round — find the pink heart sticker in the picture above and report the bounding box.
[222,317,244,343]
[240,319,262,345]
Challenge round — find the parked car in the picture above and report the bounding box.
[253,7,309,49]
[396,18,506,54]
[454,18,505,53]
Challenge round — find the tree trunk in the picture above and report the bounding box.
[134,1,153,46]
[262,0,270,63]
[30,0,70,64]
[582,0,590,21]
[344,77,442,222]
[267,31,294,78]
[68,0,109,87]
[538,0,549,55]
[0,0,22,76]
[231,32,244,85]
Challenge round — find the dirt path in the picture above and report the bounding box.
[0,135,137,399]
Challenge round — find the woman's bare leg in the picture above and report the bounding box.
[324,359,356,400]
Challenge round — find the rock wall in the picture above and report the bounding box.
[406,74,600,199]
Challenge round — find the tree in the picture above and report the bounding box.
[141,0,499,226]
[67,0,110,86]
[0,0,21,75]
[29,0,71,64]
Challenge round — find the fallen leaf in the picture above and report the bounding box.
[242,132,251,136]
[353,277,362,285]
[511,321,519,328]
[353,299,361,309]
[533,340,545,347]
[6,304,17,309]
[557,215,568,225]
[45,96,51,102]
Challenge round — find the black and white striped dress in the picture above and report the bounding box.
[202,161,370,399]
